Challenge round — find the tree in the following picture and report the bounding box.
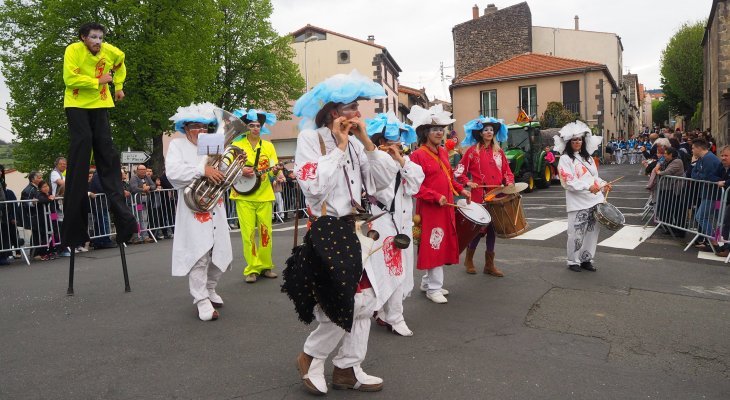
[660,21,704,120]
[0,0,305,173]
[652,99,669,128]
[211,0,304,118]
[539,101,581,128]
[0,0,220,173]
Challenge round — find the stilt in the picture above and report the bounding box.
[120,244,131,292]
[66,250,75,296]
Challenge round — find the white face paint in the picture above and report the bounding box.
[82,29,104,54]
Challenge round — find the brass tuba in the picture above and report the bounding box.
[183,108,248,212]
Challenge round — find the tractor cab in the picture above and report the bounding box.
[501,122,557,192]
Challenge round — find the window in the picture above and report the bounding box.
[480,90,497,118]
[519,85,537,117]
[561,80,580,115]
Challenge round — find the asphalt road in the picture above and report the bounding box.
[1,162,729,400]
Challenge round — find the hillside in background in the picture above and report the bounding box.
[0,141,15,169]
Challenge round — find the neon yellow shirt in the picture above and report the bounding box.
[63,41,126,109]
[229,136,279,202]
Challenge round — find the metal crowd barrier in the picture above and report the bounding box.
[653,175,728,257]
[0,182,311,265]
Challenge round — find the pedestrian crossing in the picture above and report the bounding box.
[512,219,728,263]
[512,218,657,250]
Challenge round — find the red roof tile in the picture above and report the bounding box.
[454,53,606,85]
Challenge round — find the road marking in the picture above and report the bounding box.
[682,285,730,296]
[697,251,729,263]
[598,225,658,249]
[512,220,567,240]
[273,226,297,232]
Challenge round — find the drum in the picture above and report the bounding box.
[593,202,625,231]
[455,199,491,254]
[483,194,529,238]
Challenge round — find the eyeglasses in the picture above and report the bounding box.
[247,123,261,128]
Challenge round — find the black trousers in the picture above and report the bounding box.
[62,108,136,247]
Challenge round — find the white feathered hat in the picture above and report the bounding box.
[406,104,455,130]
[553,120,602,155]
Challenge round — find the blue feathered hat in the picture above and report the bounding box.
[365,111,418,146]
[293,70,386,130]
[169,102,218,134]
[461,116,508,146]
[232,108,277,134]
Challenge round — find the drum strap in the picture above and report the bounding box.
[419,146,459,196]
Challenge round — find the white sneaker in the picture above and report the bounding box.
[196,299,219,321]
[419,282,449,296]
[391,321,413,337]
[426,291,448,304]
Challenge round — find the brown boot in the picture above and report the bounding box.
[483,251,504,277]
[332,366,383,392]
[464,247,476,274]
[296,352,327,395]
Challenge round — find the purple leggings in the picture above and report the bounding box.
[468,224,496,252]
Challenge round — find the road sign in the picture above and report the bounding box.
[121,151,150,164]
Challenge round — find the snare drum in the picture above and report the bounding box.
[455,199,491,254]
[483,194,529,238]
[593,202,625,231]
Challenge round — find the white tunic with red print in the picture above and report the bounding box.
[294,127,398,218]
[558,152,607,212]
[368,156,424,308]
[165,138,232,276]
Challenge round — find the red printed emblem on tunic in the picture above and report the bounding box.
[382,236,403,276]
[194,212,212,223]
[95,59,108,100]
[298,162,317,181]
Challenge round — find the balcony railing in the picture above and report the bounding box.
[563,102,581,115]
[479,108,498,118]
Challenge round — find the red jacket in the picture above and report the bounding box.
[410,145,464,270]
[456,144,514,202]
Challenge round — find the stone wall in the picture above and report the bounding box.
[452,2,532,78]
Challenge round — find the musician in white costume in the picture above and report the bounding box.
[166,103,235,321]
[366,112,424,337]
[284,70,398,395]
[554,121,611,273]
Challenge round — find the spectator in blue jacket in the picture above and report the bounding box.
[691,138,722,251]
[713,146,730,256]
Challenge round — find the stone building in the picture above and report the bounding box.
[452,2,532,78]
[703,0,730,146]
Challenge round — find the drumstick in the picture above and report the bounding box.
[513,196,522,226]
[477,184,502,188]
[445,203,468,209]
[600,176,624,188]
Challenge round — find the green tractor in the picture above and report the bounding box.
[501,122,557,192]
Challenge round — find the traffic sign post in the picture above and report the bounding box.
[120,151,150,164]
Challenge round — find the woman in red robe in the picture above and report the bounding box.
[408,105,471,304]
[455,117,514,277]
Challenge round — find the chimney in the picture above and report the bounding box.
[574,15,579,30]
[485,4,498,15]
[367,35,375,44]
[472,4,479,20]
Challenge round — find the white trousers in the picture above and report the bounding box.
[303,288,376,369]
[566,208,601,265]
[378,284,405,326]
[188,250,224,304]
[274,192,284,216]
[421,267,444,295]
[615,149,623,164]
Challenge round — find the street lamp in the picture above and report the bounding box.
[303,36,319,90]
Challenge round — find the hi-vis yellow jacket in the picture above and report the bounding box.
[63,41,126,109]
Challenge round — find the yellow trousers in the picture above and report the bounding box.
[235,200,274,275]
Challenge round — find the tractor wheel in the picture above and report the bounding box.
[520,172,535,193]
[537,165,552,189]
